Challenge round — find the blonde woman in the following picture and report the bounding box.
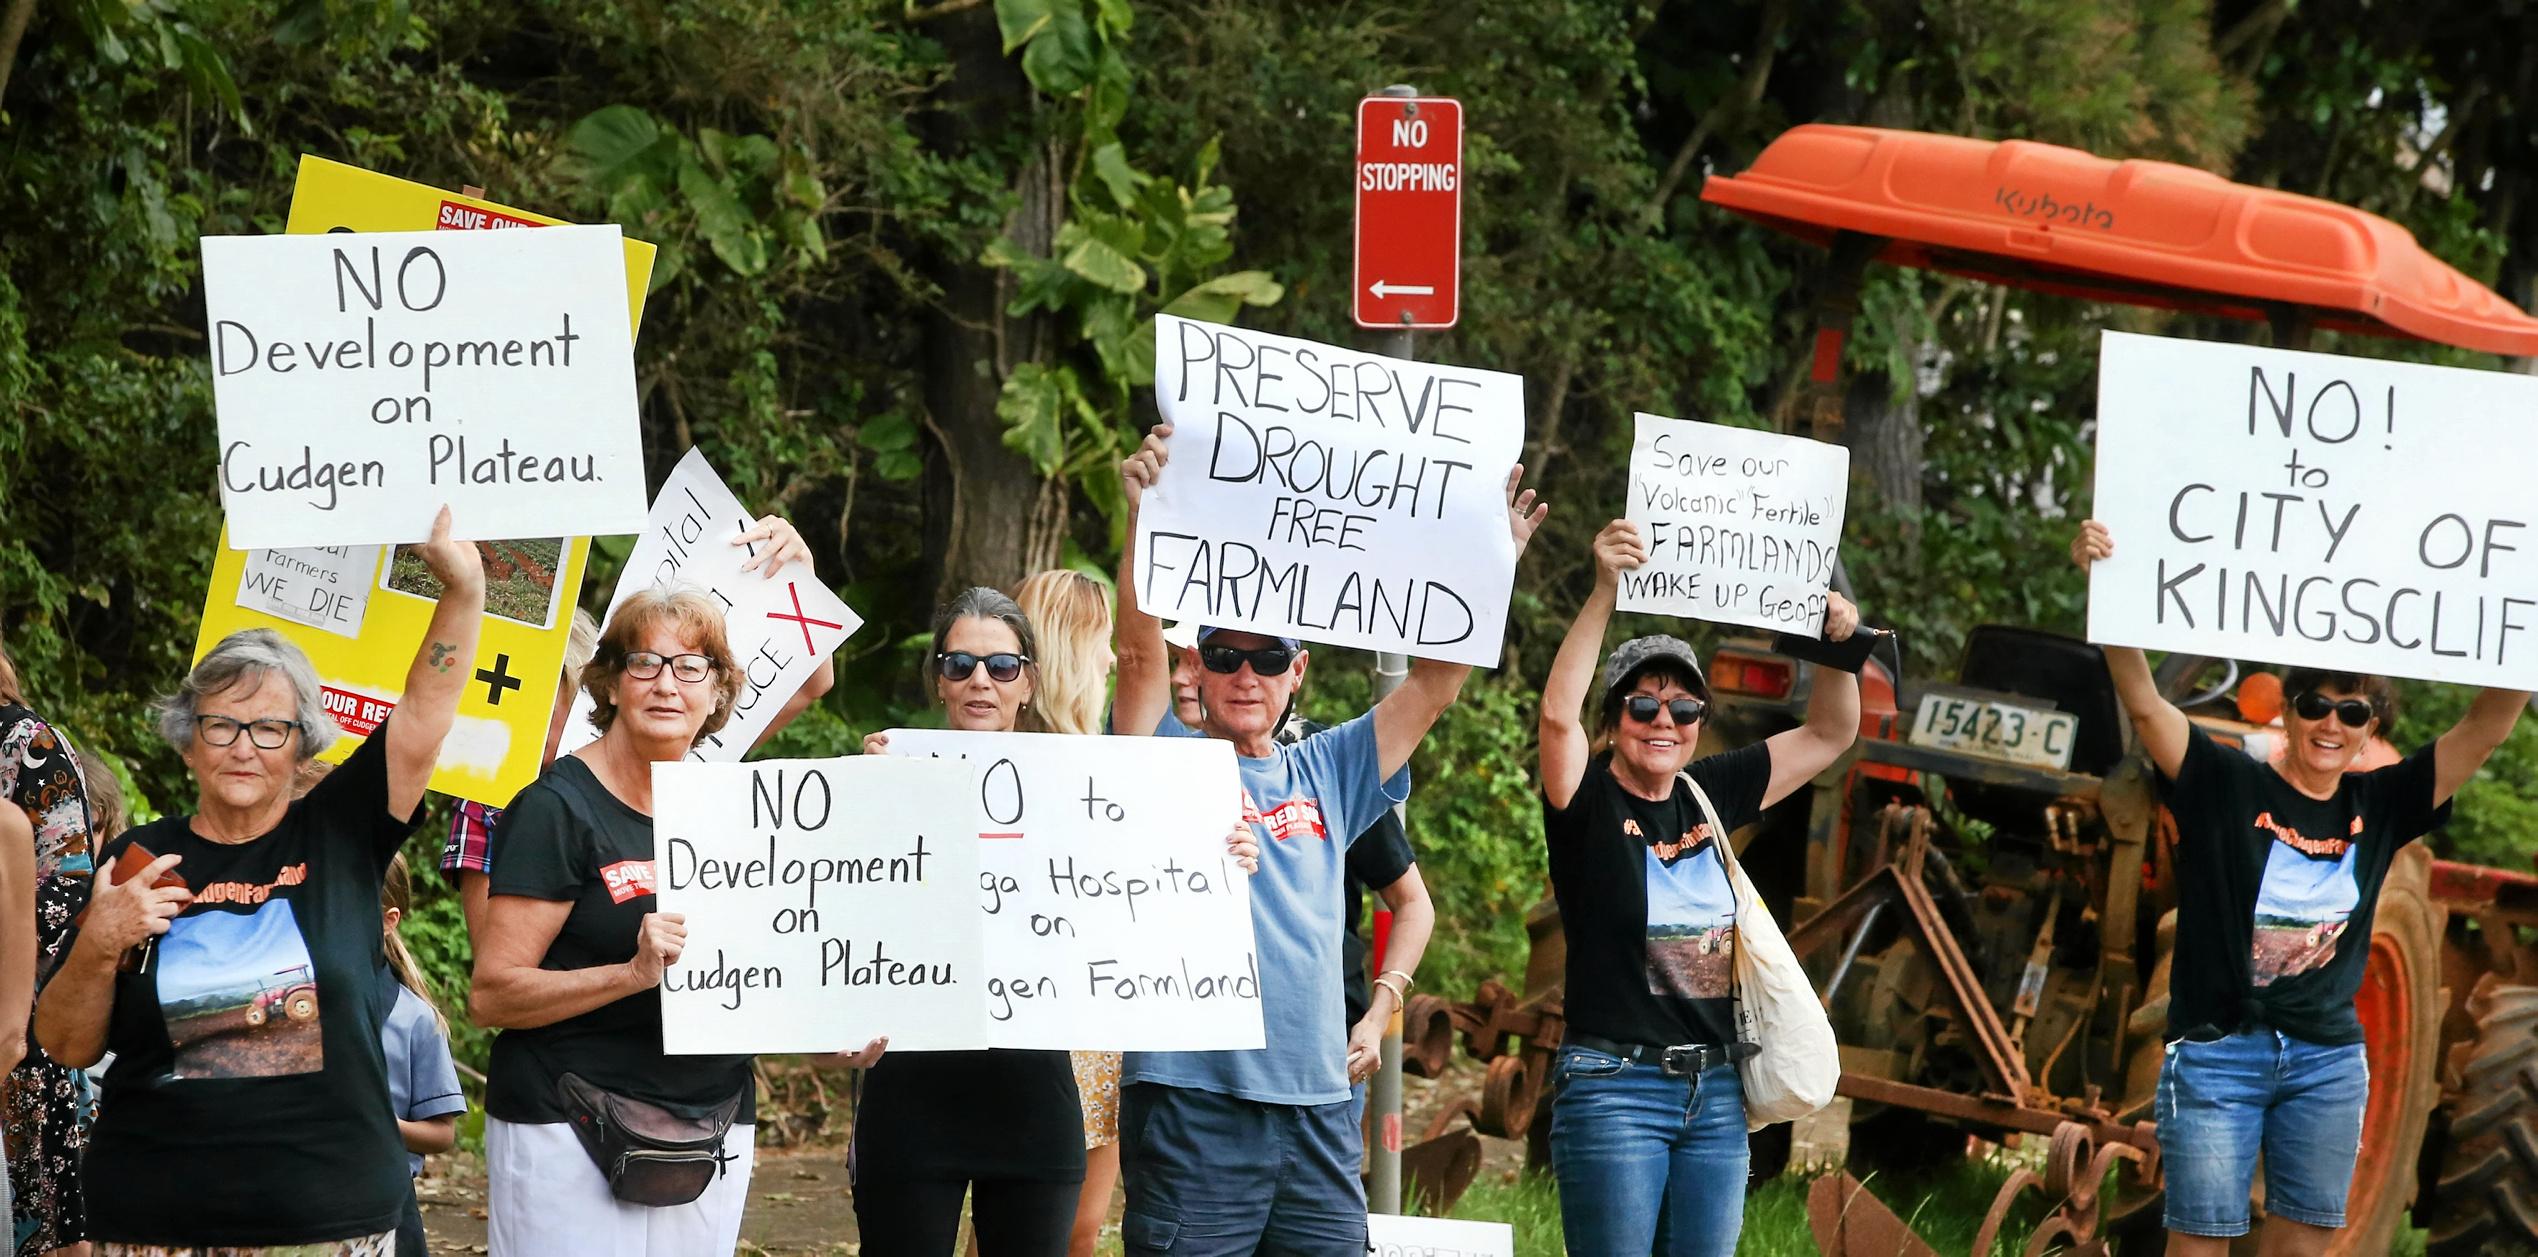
[1014,570,1125,1257]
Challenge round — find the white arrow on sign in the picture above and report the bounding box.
[1367,279,1436,298]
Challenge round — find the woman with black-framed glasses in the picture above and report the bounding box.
[852,585,1084,1255]
[2072,520,2526,1257]
[37,507,485,1256]
[1535,518,1863,1257]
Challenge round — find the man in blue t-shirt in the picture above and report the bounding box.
[1108,423,1544,1257]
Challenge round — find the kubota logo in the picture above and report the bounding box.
[1994,186,2115,231]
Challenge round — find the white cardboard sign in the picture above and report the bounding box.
[656,756,985,1054]
[200,226,645,547]
[1137,314,1525,667]
[234,545,382,638]
[559,447,863,760]
[1366,1215,1515,1257]
[2089,331,2538,687]
[883,728,1263,1052]
[1620,413,1849,632]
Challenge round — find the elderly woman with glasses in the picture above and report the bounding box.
[2073,520,2526,1257]
[1534,517,1861,1257]
[36,509,483,1257]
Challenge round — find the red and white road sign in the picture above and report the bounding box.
[1354,95,1462,329]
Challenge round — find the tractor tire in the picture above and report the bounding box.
[2109,846,2445,1256]
[286,990,318,1022]
[2422,974,2538,1254]
[244,1002,266,1028]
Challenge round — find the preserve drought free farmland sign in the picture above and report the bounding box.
[1620,413,1849,632]
[2090,331,2538,687]
[656,757,984,1054]
[200,226,646,547]
[1136,315,1525,667]
[883,729,1260,1052]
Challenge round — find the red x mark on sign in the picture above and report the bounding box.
[768,582,845,653]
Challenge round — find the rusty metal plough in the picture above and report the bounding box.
[1808,1119,2159,1256]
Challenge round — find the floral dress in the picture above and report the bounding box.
[1070,1050,1121,1148]
[1,704,94,1255]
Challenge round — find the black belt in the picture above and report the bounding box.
[1563,1031,1757,1077]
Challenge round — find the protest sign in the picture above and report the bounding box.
[1619,413,1849,632]
[1366,1215,1515,1257]
[201,225,646,548]
[883,729,1263,1051]
[185,165,644,806]
[2090,330,2538,687]
[234,545,380,638]
[556,447,864,761]
[655,757,986,1054]
[1136,314,1525,667]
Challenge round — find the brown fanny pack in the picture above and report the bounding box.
[556,1072,743,1207]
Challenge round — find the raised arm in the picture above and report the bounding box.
[1111,424,1174,737]
[1540,519,1645,811]
[1375,466,1547,780]
[1757,595,1863,808]
[2074,520,2188,779]
[386,506,486,821]
[2433,688,2529,805]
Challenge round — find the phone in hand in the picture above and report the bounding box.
[75,844,190,973]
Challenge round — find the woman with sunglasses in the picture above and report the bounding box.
[2073,521,2525,1257]
[471,515,857,1255]
[38,508,483,1256]
[1536,518,1861,1257]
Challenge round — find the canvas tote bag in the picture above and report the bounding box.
[1681,772,1840,1130]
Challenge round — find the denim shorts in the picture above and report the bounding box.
[2155,1029,2368,1236]
[1117,1083,1366,1257]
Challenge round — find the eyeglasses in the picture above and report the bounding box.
[1200,645,1298,677]
[198,715,302,750]
[937,651,1029,683]
[1623,695,1707,726]
[624,652,717,683]
[2291,691,2376,728]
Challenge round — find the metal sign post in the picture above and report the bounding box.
[1356,79,1461,1215]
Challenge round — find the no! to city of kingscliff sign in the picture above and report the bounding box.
[1354,95,1462,330]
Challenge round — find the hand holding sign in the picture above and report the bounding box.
[628,911,689,989]
[412,505,486,597]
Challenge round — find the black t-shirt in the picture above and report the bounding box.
[1341,809,1416,1028]
[2159,726,2446,1046]
[1543,745,1770,1049]
[484,755,756,1124]
[853,1049,1085,1181]
[82,724,418,1246]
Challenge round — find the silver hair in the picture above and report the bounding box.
[155,628,340,761]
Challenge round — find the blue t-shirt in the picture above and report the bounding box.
[377,967,467,1176]
[1124,712,1409,1105]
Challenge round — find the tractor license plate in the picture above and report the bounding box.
[1909,692,2079,770]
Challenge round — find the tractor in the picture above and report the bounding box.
[1398,126,2538,1255]
[242,964,320,1028]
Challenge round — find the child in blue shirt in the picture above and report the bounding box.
[382,853,467,1257]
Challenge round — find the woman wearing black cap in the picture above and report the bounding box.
[1535,518,1861,1257]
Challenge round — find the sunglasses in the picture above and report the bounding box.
[2291,691,2376,728]
[1623,695,1708,726]
[1199,645,1298,677]
[937,651,1029,683]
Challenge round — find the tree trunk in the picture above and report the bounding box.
[1845,367,1924,517]
[919,6,1066,605]
[0,0,38,110]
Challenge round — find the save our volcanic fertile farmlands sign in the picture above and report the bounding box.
[2089,330,2538,688]
[199,225,647,548]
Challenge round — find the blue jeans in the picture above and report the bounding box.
[2156,1028,2368,1236]
[1119,1083,1366,1257]
[1548,1049,1748,1257]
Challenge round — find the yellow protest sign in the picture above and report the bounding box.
[191,159,655,806]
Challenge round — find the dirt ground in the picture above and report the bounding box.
[416,1060,1527,1255]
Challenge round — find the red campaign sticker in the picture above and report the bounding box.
[318,685,394,738]
[600,859,658,904]
[435,200,545,232]
[1257,798,1330,843]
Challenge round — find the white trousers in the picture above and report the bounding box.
[485,1116,755,1257]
